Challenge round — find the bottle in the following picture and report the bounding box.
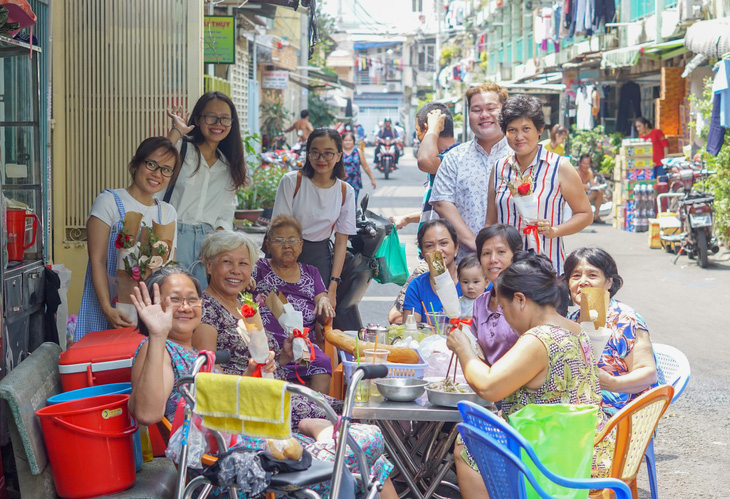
[404,315,418,342]
[140,425,154,463]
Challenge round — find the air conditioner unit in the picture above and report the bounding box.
[386,83,397,92]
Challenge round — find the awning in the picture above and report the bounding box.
[601,39,685,69]
[685,17,730,58]
[353,41,401,50]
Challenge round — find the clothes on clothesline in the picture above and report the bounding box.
[575,85,594,130]
[616,81,642,136]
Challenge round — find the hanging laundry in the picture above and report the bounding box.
[593,0,616,32]
[712,58,730,128]
[575,85,594,130]
[591,85,600,120]
[707,93,725,156]
[616,81,642,135]
[575,0,594,36]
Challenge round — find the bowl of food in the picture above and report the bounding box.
[426,378,494,408]
[374,378,429,402]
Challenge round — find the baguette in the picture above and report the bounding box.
[579,287,610,329]
[325,328,420,364]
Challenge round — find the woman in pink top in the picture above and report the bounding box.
[635,117,669,178]
[470,224,521,366]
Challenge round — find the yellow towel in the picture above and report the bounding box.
[193,373,291,439]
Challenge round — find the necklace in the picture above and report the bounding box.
[126,190,156,217]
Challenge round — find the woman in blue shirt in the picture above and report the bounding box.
[403,219,462,322]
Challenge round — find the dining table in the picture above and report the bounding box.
[352,392,496,499]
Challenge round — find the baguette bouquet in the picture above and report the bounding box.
[239,292,274,378]
[264,291,315,366]
[578,287,612,362]
[424,252,481,357]
[503,156,540,253]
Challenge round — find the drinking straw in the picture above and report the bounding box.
[355,335,360,367]
[373,334,379,364]
[421,301,433,325]
[429,303,441,336]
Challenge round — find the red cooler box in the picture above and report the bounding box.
[59,327,145,392]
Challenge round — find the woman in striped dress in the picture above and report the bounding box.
[486,95,592,278]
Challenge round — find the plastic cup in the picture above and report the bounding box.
[363,349,390,398]
[365,331,387,347]
[354,381,370,405]
[424,312,450,335]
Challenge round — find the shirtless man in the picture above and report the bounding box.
[285,109,314,143]
[577,153,605,224]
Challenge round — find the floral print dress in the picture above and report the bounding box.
[343,148,364,201]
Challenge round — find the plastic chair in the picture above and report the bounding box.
[457,401,632,499]
[644,344,691,499]
[592,385,674,499]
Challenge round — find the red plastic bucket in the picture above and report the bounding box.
[35,394,138,498]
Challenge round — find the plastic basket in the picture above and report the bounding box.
[340,350,428,382]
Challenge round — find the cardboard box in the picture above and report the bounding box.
[625,169,656,181]
[621,144,653,157]
[626,157,655,169]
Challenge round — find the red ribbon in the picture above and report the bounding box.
[251,362,265,378]
[292,328,314,384]
[449,318,473,333]
[523,224,541,255]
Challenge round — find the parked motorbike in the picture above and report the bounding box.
[332,194,391,331]
[286,142,304,170]
[375,137,399,180]
[658,159,719,268]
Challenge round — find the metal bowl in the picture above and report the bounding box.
[374,378,429,402]
[425,386,495,409]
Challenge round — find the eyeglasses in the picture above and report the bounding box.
[168,296,202,308]
[144,160,175,178]
[308,151,338,161]
[270,237,302,246]
[201,114,233,127]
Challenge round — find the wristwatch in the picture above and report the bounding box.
[330,276,342,283]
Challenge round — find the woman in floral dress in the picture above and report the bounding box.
[446,253,611,499]
[130,267,397,498]
[342,131,376,202]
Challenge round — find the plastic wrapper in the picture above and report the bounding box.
[432,271,460,319]
[203,449,270,495]
[512,193,539,223]
[264,437,303,461]
[581,320,612,362]
[248,328,274,379]
[165,417,207,469]
[279,304,309,363]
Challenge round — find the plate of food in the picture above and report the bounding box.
[425,378,494,408]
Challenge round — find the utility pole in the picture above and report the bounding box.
[300,9,309,112]
[435,0,442,100]
[655,0,664,44]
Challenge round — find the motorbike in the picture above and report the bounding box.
[332,194,391,331]
[375,136,399,180]
[657,159,720,268]
[286,142,304,170]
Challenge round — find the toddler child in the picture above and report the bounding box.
[458,254,488,318]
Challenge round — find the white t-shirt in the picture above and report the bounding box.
[89,189,178,251]
[272,171,357,241]
[155,143,237,231]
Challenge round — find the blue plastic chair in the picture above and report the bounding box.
[644,343,691,499]
[457,401,632,499]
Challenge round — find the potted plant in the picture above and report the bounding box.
[235,164,289,224]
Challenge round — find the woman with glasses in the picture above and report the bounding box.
[253,215,335,393]
[75,137,180,340]
[164,92,247,287]
[272,128,356,316]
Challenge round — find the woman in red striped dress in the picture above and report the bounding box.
[485,95,592,278]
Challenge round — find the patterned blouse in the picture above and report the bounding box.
[569,298,658,411]
[200,293,287,380]
[502,323,601,418]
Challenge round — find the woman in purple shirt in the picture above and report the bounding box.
[471,224,522,365]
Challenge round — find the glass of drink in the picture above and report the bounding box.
[363,349,390,399]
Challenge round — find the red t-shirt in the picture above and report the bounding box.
[640,129,669,166]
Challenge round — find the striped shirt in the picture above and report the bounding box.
[493,145,568,275]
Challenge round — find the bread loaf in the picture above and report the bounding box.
[324,328,419,364]
[579,287,610,329]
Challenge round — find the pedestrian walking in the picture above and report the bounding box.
[341,131,376,202]
[163,91,248,287]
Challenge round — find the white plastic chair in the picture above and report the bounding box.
[644,343,691,498]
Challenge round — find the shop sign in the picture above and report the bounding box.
[262,70,290,89]
[204,16,235,64]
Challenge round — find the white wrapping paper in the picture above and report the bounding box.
[431,271,460,319]
[248,328,274,379]
[279,304,308,363]
[581,321,612,363]
[512,193,539,224]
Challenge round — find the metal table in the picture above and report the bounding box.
[352,395,465,499]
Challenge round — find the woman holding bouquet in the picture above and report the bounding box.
[486,94,592,277]
[76,137,179,341]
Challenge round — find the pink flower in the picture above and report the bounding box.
[131,266,142,281]
[148,255,164,271]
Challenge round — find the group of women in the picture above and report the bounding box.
[75,87,659,497]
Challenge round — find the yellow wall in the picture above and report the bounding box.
[51,0,203,313]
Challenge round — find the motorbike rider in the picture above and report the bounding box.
[374,117,400,166]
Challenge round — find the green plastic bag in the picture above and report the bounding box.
[373,225,408,286]
[508,404,599,499]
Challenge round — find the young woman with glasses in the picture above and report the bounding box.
[271,128,356,315]
[76,137,180,340]
[164,91,247,288]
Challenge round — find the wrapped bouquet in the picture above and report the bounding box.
[238,292,274,378]
[505,156,540,253]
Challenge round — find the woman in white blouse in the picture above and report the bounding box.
[272,128,357,311]
[163,92,248,288]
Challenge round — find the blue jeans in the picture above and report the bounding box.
[176,223,214,289]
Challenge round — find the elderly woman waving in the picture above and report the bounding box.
[254,215,335,394]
